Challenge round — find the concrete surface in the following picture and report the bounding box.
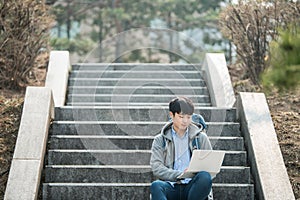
[45,51,70,107]
[203,53,236,108]
[237,92,295,200]
[42,57,255,199]
[4,87,54,200]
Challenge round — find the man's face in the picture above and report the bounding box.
[170,112,192,134]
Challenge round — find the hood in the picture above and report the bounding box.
[160,121,202,141]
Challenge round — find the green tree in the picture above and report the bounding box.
[51,0,225,63]
[155,0,223,62]
[51,0,100,39]
[89,0,158,62]
[262,26,300,92]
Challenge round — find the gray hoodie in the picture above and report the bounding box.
[150,121,212,182]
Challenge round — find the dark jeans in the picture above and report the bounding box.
[150,171,212,200]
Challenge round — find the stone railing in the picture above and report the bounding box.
[237,92,295,200]
[203,53,294,199]
[4,51,70,200]
[4,87,54,200]
[202,53,236,108]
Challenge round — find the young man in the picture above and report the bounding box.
[150,97,213,200]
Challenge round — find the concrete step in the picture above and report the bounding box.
[71,63,202,71]
[68,86,209,95]
[50,121,241,137]
[67,94,210,104]
[69,70,204,79]
[48,136,245,151]
[47,150,246,166]
[54,107,237,122]
[66,102,212,107]
[42,61,256,199]
[42,183,254,200]
[68,78,207,87]
[45,165,250,184]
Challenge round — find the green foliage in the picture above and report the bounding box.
[262,26,300,92]
[50,37,95,56]
[156,0,220,30]
[51,0,224,62]
[121,49,147,63]
[51,1,87,39]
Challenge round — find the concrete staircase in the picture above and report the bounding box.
[42,63,254,199]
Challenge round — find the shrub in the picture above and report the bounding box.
[262,26,300,92]
[0,0,53,90]
[50,37,95,56]
[219,0,300,85]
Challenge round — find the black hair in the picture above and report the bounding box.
[169,96,194,116]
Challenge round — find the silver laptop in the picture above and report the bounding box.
[177,150,225,179]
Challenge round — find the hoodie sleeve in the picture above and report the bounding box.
[198,132,212,150]
[150,135,182,181]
